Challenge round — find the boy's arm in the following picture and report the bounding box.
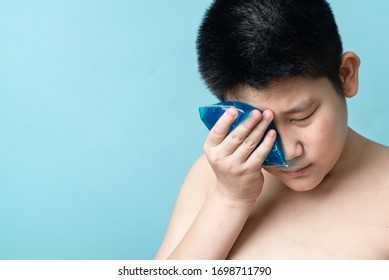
[154,154,216,259]
[156,108,276,259]
[155,155,255,260]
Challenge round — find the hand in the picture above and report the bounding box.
[203,108,276,203]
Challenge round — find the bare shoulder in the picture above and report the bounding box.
[365,141,389,253]
[170,153,217,222]
[368,141,389,182]
[155,154,216,259]
[377,143,389,164]
[360,141,389,203]
[183,154,217,195]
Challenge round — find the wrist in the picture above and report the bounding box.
[212,185,259,208]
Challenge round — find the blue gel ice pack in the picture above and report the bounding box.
[199,101,287,167]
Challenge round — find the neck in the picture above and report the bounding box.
[327,127,368,177]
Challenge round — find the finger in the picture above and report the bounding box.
[205,108,238,148]
[219,109,262,155]
[234,110,273,161]
[245,129,277,167]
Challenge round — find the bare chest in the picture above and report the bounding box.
[228,181,389,259]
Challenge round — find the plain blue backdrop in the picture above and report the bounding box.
[0,0,388,259]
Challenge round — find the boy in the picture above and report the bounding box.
[156,0,389,259]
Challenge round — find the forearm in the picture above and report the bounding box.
[167,187,255,260]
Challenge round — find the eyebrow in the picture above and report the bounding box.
[282,98,316,115]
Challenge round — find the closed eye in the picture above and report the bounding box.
[291,110,316,124]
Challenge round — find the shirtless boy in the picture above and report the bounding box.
[156,0,389,259]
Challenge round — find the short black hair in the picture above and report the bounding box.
[196,0,343,100]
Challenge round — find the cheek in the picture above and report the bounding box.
[305,108,347,161]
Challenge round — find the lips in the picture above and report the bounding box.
[280,164,311,178]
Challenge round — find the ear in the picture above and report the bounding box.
[340,51,361,98]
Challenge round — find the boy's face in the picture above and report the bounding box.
[228,77,349,191]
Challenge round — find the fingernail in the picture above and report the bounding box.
[250,110,261,120]
[263,110,272,121]
[227,108,237,118]
[268,129,276,138]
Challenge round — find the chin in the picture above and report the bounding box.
[286,182,318,192]
[281,176,325,192]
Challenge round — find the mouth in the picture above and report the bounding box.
[280,164,311,178]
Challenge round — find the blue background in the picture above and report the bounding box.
[0,0,388,259]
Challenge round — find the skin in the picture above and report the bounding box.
[155,52,389,259]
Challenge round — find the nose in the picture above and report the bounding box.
[279,132,303,162]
